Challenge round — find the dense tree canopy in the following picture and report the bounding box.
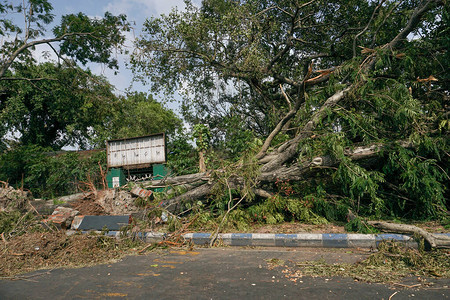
[0,0,131,149]
[0,62,185,150]
[133,0,448,219]
[0,0,130,79]
[0,1,184,150]
[0,62,118,149]
[93,91,184,146]
[0,1,189,198]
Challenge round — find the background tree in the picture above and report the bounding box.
[93,91,183,146]
[0,0,130,79]
[0,62,117,149]
[0,1,190,197]
[133,0,448,220]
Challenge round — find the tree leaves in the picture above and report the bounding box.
[54,12,130,69]
[132,0,448,220]
[0,0,130,78]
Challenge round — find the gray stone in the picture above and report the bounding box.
[75,215,131,231]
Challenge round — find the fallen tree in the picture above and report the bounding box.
[133,1,448,220]
[368,221,450,249]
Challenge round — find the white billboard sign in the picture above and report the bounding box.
[107,133,166,169]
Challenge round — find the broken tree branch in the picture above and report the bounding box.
[261,86,352,172]
[209,179,249,246]
[256,84,305,160]
[368,221,450,249]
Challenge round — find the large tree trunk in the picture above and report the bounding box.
[150,141,403,213]
[142,0,442,214]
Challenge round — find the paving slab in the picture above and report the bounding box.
[72,215,131,231]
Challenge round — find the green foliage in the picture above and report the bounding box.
[0,0,130,78]
[0,145,106,198]
[54,12,130,69]
[344,217,375,234]
[167,214,182,232]
[131,0,448,223]
[334,158,386,217]
[248,195,328,225]
[192,124,211,152]
[0,210,39,237]
[0,62,117,149]
[0,62,183,151]
[311,196,349,223]
[381,145,447,219]
[93,91,183,147]
[219,115,257,161]
[166,134,198,176]
[0,211,24,234]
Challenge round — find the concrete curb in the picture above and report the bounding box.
[66,230,450,248]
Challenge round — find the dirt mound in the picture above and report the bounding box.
[70,195,106,215]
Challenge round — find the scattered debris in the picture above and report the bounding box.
[95,189,142,215]
[70,193,106,215]
[0,231,143,277]
[71,216,84,230]
[130,186,153,199]
[274,240,450,284]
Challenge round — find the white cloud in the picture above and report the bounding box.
[104,0,189,21]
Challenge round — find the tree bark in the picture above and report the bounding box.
[199,150,206,173]
[260,86,352,173]
[368,221,450,249]
[152,141,402,213]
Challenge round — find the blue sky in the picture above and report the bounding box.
[31,0,201,113]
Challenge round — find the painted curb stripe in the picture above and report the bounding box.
[67,231,449,248]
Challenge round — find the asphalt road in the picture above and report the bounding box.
[0,247,448,299]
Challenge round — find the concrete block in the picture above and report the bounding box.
[191,233,211,245]
[229,233,252,246]
[376,233,417,248]
[347,234,376,248]
[145,232,166,243]
[275,234,298,247]
[252,234,276,247]
[219,233,233,246]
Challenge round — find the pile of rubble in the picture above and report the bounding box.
[0,182,31,212]
[41,186,155,230]
[1,183,156,231]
